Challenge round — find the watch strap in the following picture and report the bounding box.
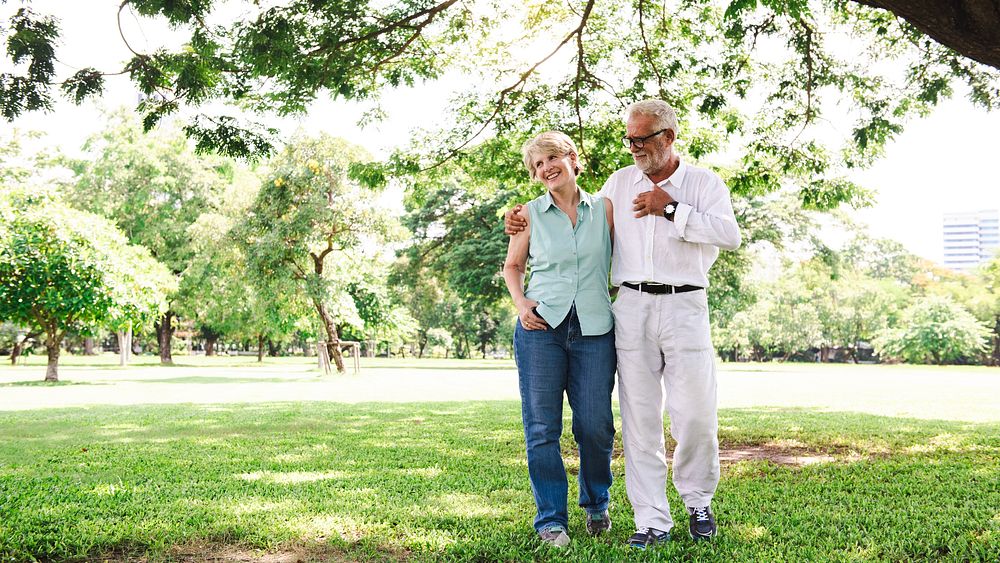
[663,202,677,221]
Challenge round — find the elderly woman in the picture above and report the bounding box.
[502,131,616,548]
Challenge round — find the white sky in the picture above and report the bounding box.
[4,1,1000,264]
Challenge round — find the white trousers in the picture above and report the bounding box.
[612,286,719,532]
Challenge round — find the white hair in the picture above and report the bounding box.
[625,99,679,136]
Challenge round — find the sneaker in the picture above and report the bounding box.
[628,527,670,548]
[539,526,570,548]
[688,506,717,541]
[586,510,611,536]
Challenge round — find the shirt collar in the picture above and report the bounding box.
[629,159,688,189]
[539,188,593,212]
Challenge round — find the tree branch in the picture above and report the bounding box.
[309,0,461,56]
[638,0,666,97]
[574,19,587,165]
[421,0,597,172]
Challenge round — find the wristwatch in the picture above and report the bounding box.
[663,201,678,221]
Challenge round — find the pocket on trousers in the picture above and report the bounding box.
[676,291,712,351]
[611,289,641,351]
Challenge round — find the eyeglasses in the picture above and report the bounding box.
[622,129,667,149]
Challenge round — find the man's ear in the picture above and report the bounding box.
[664,129,676,147]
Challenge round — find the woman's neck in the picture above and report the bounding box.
[548,182,580,208]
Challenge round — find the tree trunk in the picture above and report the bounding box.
[10,330,39,365]
[10,340,24,365]
[205,335,218,356]
[155,310,175,365]
[257,334,265,363]
[853,0,1000,70]
[117,330,126,367]
[83,337,96,355]
[417,334,427,359]
[116,327,133,367]
[267,339,280,357]
[314,301,345,372]
[992,318,1000,366]
[44,326,62,382]
[126,327,133,363]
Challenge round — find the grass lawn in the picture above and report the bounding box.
[1,399,998,562]
[8,353,516,370]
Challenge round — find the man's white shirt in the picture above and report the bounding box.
[599,161,741,288]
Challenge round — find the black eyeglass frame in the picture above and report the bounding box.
[622,128,668,149]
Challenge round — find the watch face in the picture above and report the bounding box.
[665,204,676,213]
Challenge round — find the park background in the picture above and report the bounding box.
[2,0,1000,561]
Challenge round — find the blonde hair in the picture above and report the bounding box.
[625,99,679,137]
[521,131,582,180]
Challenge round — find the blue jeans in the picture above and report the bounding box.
[513,305,616,532]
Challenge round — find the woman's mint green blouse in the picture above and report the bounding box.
[524,189,612,336]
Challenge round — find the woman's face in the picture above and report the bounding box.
[532,151,576,190]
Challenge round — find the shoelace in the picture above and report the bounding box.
[692,507,711,522]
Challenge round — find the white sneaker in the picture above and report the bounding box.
[539,526,570,547]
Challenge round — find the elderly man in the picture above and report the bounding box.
[505,99,741,547]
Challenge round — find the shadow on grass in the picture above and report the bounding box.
[0,403,997,562]
[0,380,105,387]
[367,364,514,371]
[113,376,318,384]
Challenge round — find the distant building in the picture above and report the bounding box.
[942,210,1000,270]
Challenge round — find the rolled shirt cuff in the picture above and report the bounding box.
[673,202,692,239]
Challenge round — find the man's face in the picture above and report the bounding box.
[626,114,672,176]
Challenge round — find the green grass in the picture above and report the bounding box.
[9,353,516,370]
[9,353,321,369]
[1,402,997,562]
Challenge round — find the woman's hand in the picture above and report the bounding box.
[517,299,549,331]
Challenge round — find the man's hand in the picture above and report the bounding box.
[517,299,549,331]
[632,185,674,218]
[504,204,527,235]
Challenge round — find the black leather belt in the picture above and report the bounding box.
[622,281,703,295]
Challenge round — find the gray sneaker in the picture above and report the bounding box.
[688,506,717,541]
[586,510,612,536]
[539,526,570,547]
[628,527,670,549]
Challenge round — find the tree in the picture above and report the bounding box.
[2,1,996,168]
[761,273,825,360]
[392,262,461,358]
[66,112,235,364]
[826,275,909,362]
[237,135,402,372]
[425,327,454,358]
[394,148,523,359]
[713,310,754,361]
[343,273,418,358]
[179,224,309,361]
[0,189,173,381]
[928,256,1000,366]
[875,295,989,365]
[840,230,921,286]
